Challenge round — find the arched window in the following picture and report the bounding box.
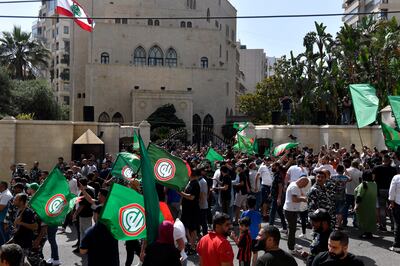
[166,48,177,67]
[154,20,160,26]
[148,46,164,66]
[192,114,201,144]
[187,21,192,28]
[202,114,214,145]
[207,8,210,22]
[148,19,153,26]
[180,21,186,28]
[112,112,124,124]
[98,112,110,122]
[133,46,146,66]
[201,57,208,68]
[100,52,109,64]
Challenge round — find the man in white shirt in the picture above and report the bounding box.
[0,181,13,245]
[198,168,209,236]
[174,218,188,265]
[286,158,309,184]
[343,160,362,227]
[283,177,309,253]
[256,157,273,218]
[313,156,336,177]
[389,174,400,252]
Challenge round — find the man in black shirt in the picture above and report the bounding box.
[312,231,364,266]
[280,95,293,125]
[256,225,297,266]
[372,154,397,231]
[215,166,232,216]
[269,163,287,231]
[80,206,119,266]
[180,168,201,254]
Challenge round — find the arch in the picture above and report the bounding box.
[166,48,177,67]
[230,109,233,116]
[154,19,160,26]
[202,114,214,145]
[133,46,146,66]
[148,19,153,26]
[98,112,110,122]
[187,21,192,28]
[225,108,229,118]
[112,112,124,123]
[207,8,210,22]
[192,114,201,144]
[180,21,186,28]
[200,57,208,68]
[100,52,109,64]
[148,45,164,66]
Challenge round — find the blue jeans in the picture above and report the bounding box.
[282,109,291,124]
[47,225,59,260]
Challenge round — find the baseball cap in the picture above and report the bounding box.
[27,182,40,191]
[309,208,331,222]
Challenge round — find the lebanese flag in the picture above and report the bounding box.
[56,0,94,32]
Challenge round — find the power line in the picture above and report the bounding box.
[0,0,46,3]
[0,10,399,20]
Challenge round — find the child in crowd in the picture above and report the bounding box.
[230,217,252,266]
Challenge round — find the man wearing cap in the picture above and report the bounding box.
[0,181,13,245]
[26,183,40,197]
[302,209,332,266]
[307,169,335,228]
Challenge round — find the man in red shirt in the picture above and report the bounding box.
[197,212,234,266]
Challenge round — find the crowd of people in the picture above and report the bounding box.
[0,141,400,266]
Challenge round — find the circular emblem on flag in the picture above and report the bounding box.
[154,159,176,182]
[71,4,82,17]
[121,166,134,179]
[119,203,146,237]
[45,194,67,217]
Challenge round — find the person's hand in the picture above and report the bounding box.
[354,204,359,212]
[72,212,77,222]
[389,202,395,209]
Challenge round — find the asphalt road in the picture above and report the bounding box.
[42,219,399,266]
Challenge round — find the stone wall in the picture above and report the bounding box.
[255,125,386,151]
[0,118,150,181]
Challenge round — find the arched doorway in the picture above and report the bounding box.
[98,112,110,122]
[112,112,124,124]
[192,114,201,145]
[202,114,214,145]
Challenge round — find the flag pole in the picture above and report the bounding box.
[357,126,365,148]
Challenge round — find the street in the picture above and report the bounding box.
[42,219,399,266]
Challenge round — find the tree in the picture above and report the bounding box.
[0,26,50,80]
[0,66,13,116]
[11,79,65,120]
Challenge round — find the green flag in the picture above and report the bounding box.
[349,84,379,128]
[233,134,254,155]
[388,96,400,128]
[29,168,77,226]
[133,130,140,151]
[111,152,141,180]
[205,147,224,164]
[148,143,191,192]
[273,142,299,157]
[233,122,249,132]
[99,183,147,240]
[253,139,259,154]
[381,122,400,151]
[139,135,161,244]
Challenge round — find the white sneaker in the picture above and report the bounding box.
[389,246,400,252]
[294,244,303,250]
[46,259,54,264]
[298,233,306,239]
[53,260,62,266]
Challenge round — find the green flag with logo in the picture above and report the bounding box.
[29,167,77,226]
[233,134,254,155]
[233,122,249,132]
[147,143,191,192]
[381,122,400,151]
[349,84,379,128]
[388,96,400,128]
[133,130,140,151]
[99,183,147,240]
[111,152,141,180]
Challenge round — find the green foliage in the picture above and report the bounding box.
[221,122,237,140]
[147,104,185,130]
[15,113,34,120]
[11,79,65,120]
[0,26,50,80]
[0,66,13,115]
[240,16,400,124]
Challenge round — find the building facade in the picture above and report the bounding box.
[342,0,400,26]
[238,44,266,93]
[33,0,239,138]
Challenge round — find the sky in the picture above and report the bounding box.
[0,0,344,57]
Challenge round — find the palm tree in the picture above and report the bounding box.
[0,26,50,80]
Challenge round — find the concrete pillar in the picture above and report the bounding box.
[139,120,151,146]
[0,117,17,179]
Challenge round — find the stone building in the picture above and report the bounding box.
[33,0,240,139]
